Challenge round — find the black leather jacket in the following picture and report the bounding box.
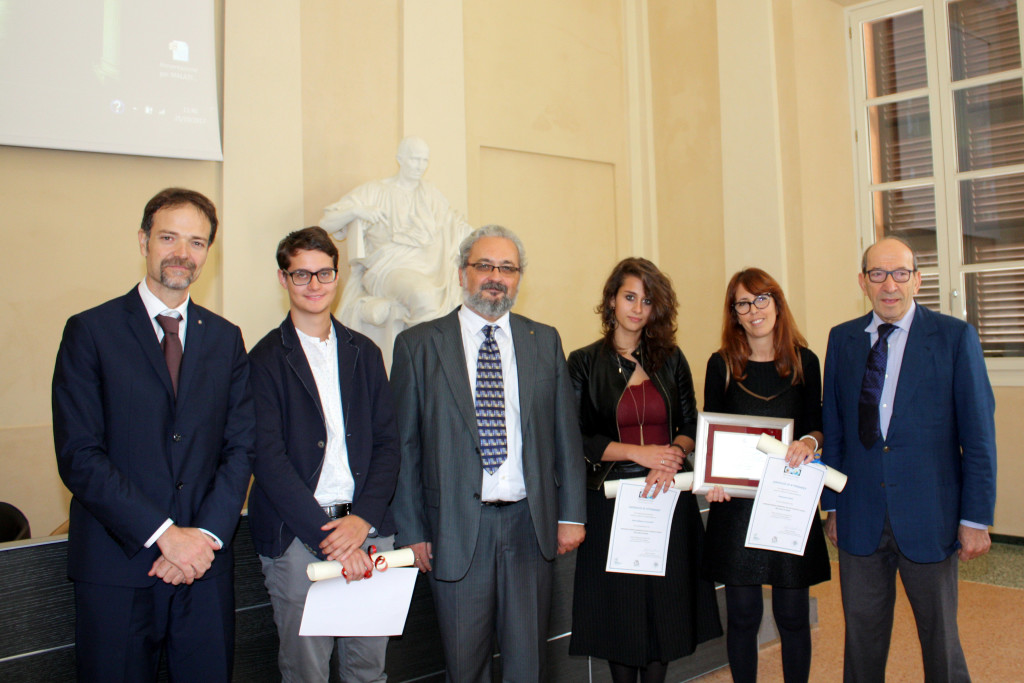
[567,339,698,489]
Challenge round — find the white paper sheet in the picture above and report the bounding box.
[605,481,679,576]
[710,431,766,479]
[754,433,848,492]
[298,567,418,637]
[744,456,826,556]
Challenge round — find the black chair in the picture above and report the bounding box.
[0,502,30,542]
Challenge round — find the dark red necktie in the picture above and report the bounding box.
[156,314,183,396]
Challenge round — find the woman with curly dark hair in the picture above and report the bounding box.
[703,268,830,683]
[567,258,721,683]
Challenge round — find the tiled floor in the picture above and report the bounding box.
[692,541,1024,682]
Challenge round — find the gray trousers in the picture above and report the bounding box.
[260,535,393,683]
[838,518,969,683]
[429,499,553,683]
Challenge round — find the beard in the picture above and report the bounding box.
[159,256,197,290]
[464,280,516,319]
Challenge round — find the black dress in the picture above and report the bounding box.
[701,349,831,587]
[569,372,721,666]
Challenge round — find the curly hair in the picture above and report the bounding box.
[719,268,807,384]
[598,257,678,372]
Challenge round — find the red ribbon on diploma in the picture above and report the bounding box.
[340,545,387,580]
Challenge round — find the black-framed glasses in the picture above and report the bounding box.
[285,268,338,285]
[466,262,521,275]
[863,268,916,284]
[733,294,772,315]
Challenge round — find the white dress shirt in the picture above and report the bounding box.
[458,306,526,502]
[295,325,355,506]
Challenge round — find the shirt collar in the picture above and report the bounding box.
[295,322,336,347]
[865,300,916,336]
[138,280,189,321]
[458,305,512,338]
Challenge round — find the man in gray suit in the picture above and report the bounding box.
[391,224,587,682]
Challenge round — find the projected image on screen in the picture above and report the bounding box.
[0,0,222,161]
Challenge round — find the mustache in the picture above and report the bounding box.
[480,281,508,294]
[161,256,196,272]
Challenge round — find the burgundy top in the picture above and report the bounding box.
[615,380,669,446]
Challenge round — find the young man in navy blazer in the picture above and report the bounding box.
[52,188,255,681]
[248,226,400,682]
[821,236,997,681]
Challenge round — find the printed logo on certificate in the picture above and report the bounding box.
[692,412,794,499]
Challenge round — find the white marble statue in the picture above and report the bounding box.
[320,137,472,369]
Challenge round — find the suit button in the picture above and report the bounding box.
[176,481,184,490]
[317,440,326,448]
[882,446,890,452]
[172,433,183,442]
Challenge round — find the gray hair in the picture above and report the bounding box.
[458,224,528,273]
[861,234,919,272]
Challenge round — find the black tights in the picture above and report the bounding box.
[724,584,811,683]
[608,660,669,683]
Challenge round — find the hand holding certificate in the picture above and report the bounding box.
[754,433,847,492]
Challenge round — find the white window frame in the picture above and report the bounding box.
[846,0,1024,385]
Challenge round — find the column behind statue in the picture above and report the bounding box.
[320,137,472,369]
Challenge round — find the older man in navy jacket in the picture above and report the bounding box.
[821,236,996,682]
[248,226,400,682]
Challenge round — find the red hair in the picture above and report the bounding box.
[718,268,807,384]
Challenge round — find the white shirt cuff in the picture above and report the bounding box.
[959,519,987,530]
[199,528,224,549]
[144,518,174,548]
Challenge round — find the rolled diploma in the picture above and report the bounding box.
[755,433,847,492]
[306,547,416,582]
[603,472,694,499]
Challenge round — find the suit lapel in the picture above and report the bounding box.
[890,305,935,427]
[335,319,360,429]
[432,310,479,439]
[281,317,325,421]
[510,315,535,431]
[124,290,175,398]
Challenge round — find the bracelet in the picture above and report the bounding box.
[669,443,688,456]
[799,434,819,452]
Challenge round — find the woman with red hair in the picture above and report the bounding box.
[703,268,830,682]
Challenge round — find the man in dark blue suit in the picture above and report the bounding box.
[52,188,255,681]
[821,236,997,682]
[248,227,400,682]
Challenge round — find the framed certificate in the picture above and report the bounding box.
[692,411,794,499]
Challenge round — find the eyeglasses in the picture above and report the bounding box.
[863,268,916,284]
[733,294,772,315]
[285,268,338,285]
[466,262,522,275]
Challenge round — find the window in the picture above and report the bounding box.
[848,0,1024,383]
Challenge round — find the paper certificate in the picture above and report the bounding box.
[299,567,418,636]
[709,431,766,479]
[605,481,680,576]
[745,456,826,556]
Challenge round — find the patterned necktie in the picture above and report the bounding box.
[156,314,183,396]
[858,323,896,449]
[475,324,508,474]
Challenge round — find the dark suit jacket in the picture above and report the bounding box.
[820,305,997,563]
[247,315,400,559]
[390,308,587,582]
[52,288,255,587]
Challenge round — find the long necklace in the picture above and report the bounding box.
[616,351,647,445]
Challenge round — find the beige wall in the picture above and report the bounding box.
[1,0,1020,539]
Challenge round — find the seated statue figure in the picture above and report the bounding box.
[320,136,471,368]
